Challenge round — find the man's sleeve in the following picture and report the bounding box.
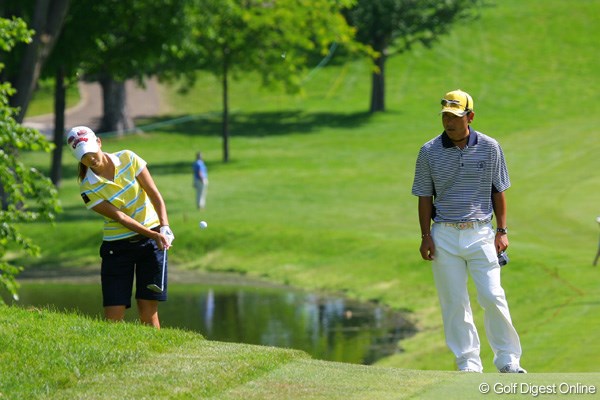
[412,146,434,197]
[492,143,511,192]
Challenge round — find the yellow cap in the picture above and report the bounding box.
[440,89,474,116]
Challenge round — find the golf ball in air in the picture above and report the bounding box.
[199,221,208,229]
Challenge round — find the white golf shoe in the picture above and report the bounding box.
[499,363,527,373]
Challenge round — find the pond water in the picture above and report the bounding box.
[6,280,414,365]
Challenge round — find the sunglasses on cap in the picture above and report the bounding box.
[441,94,471,112]
[441,99,461,107]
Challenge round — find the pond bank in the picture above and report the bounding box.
[17,265,290,288]
[14,266,416,365]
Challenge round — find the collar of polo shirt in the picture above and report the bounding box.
[442,126,479,148]
[86,153,122,184]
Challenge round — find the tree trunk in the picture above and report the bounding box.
[0,182,7,211]
[370,52,386,113]
[222,51,230,163]
[97,74,134,135]
[9,0,70,123]
[50,66,66,187]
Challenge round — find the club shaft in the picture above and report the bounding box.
[160,248,167,290]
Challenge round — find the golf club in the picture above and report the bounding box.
[147,248,167,293]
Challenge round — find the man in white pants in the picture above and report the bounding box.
[411,89,525,373]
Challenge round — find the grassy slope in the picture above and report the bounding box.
[2,307,599,399]
[5,0,600,397]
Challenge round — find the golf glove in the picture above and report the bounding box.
[160,225,175,246]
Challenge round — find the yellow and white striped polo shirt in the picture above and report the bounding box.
[80,150,160,241]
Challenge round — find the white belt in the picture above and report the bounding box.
[441,220,491,230]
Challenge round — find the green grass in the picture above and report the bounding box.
[2,307,599,399]
[5,0,600,397]
[24,79,81,117]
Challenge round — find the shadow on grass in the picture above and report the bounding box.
[49,110,372,194]
[137,110,373,138]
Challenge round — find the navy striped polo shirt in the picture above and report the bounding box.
[412,127,510,222]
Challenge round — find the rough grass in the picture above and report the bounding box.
[2,307,599,399]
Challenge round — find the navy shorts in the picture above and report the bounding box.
[100,236,167,308]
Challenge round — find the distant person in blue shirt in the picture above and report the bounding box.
[193,152,208,209]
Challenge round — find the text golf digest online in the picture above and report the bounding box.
[478,382,597,396]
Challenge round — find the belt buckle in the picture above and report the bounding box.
[456,222,472,230]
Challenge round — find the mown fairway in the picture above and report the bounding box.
[5,0,599,398]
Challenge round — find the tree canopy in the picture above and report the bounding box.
[344,0,481,112]
[8,0,367,161]
[0,16,61,302]
[166,0,369,161]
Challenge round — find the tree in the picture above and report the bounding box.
[70,0,196,134]
[1,0,70,123]
[1,1,69,194]
[41,0,195,185]
[344,0,481,112]
[5,0,195,138]
[171,0,369,162]
[0,17,61,302]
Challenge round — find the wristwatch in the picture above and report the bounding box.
[496,227,508,234]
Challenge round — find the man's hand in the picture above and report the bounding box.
[420,235,435,261]
[495,232,508,254]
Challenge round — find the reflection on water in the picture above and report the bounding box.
[6,282,415,364]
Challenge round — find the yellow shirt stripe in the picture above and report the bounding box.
[80,150,159,241]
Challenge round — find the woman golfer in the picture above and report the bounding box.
[67,126,174,328]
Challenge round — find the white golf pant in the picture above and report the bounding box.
[194,179,208,209]
[431,222,522,372]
